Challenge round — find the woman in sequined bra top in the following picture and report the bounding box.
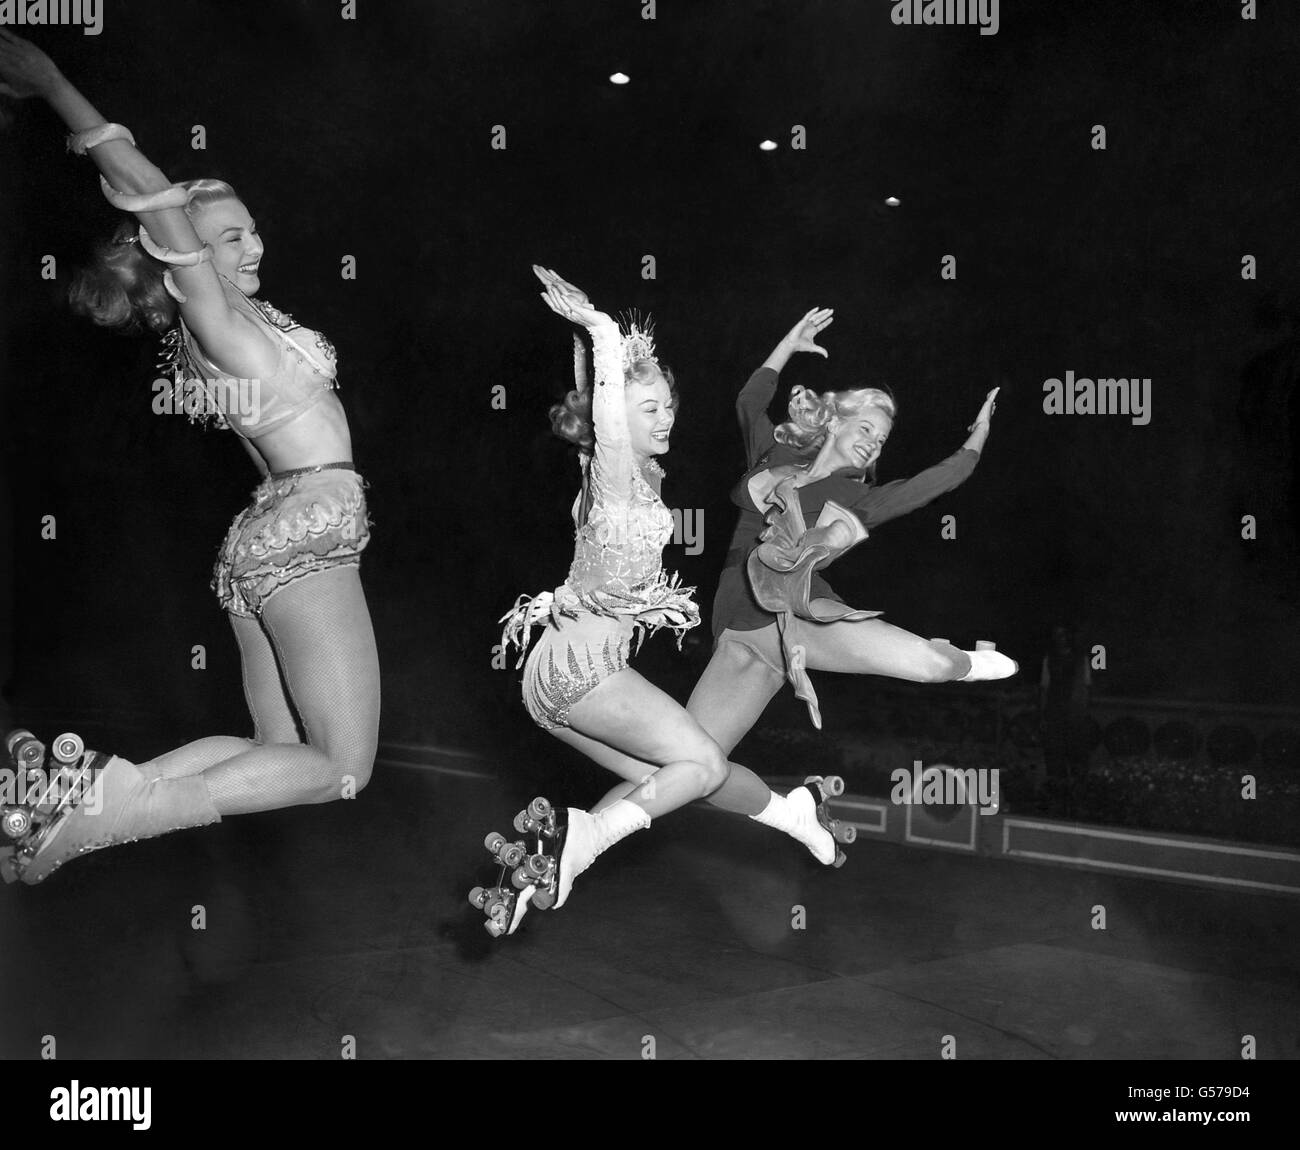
[0,30,378,885]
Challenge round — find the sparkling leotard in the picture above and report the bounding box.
[501,323,699,727]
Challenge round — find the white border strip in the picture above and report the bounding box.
[1001,849,1300,895]
[1002,818,1300,862]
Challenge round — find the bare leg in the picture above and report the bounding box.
[576,633,802,818]
[525,666,732,908]
[554,665,728,819]
[559,736,653,813]
[685,615,969,813]
[686,639,785,814]
[799,609,971,680]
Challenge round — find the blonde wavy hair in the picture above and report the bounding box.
[773,385,898,477]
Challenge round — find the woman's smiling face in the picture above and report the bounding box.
[825,404,893,473]
[191,198,263,292]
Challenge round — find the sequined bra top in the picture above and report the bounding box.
[564,324,675,601]
[159,275,339,440]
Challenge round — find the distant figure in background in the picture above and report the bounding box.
[1039,622,1091,808]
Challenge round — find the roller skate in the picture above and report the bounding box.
[469,796,651,931]
[1,729,109,884]
[752,774,855,866]
[544,797,649,910]
[467,797,562,937]
[0,728,220,885]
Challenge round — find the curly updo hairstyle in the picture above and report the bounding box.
[68,179,240,335]
[549,358,678,452]
[773,384,897,480]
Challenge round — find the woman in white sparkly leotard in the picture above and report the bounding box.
[483,268,739,932]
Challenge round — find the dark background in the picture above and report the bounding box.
[1,0,1297,761]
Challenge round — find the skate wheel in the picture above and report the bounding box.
[485,918,506,938]
[822,775,845,797]
[525,853,549,878]
[528,796,552,820]
[2,808,32,839]
[513,811,531,834]
[10,736,43,769]
[837,824,857,844]
[52,733,83,764]
[0,848,19,884]
[501,843,526,867]
[468,886,488,909]
[833,850,847,868]
[975,640,997,651]
[484,831,506,854]
[511,866,533,890]
[533,887,556,910]
[5,729,34,755]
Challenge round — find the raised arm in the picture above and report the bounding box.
[533,266,635,511]
[0,31,275,377]
[586,321,635,506]
[847,387,999,528]
[738,308,835,466]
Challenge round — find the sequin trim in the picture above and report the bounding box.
[157,280,339,430]
[526,631,631,730]
[213,469,370,618]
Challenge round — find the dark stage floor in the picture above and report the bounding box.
[1,754,1297,1061]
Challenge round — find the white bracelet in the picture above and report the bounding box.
[67,122,136,155]
[137,226,212,267]
[99,174,191,213]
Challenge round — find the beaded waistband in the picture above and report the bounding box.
[269,461,357,480]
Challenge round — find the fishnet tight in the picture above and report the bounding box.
[142,565,380,815]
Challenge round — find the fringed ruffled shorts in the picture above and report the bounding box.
[213,464,370,618]
[501,577,700,731]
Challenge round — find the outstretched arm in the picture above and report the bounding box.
[0,31,275,377]
[737,307,835,465]
[848,387,999,528]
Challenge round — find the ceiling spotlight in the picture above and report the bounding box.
[759,139,778,151]
[610,72,630,85]
[885,196,900,207]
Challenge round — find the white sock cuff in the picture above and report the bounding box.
[749,790,789,827]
